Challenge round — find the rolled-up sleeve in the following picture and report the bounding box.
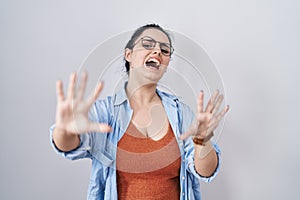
[187,142,221,183]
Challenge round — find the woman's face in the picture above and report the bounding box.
[125,28,171,83]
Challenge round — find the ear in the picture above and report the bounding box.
[124,48,132,62]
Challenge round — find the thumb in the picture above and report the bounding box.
[88,123,112,133]
[179,121,199,140]
[179,128,194,141]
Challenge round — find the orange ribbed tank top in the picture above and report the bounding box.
[116,122,181,200]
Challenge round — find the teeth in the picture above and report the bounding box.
[145,58,160,69]
[148,58,160,65]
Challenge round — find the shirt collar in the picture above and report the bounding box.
[113,82,128,106]
[113,81,179,106]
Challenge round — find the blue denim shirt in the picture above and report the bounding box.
[50,83,221,200]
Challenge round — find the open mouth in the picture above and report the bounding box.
[145,58,160,69]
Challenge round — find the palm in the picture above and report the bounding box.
[179,90,229,140]
[55,72,111,135]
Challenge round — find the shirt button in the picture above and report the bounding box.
[182,176,185,180]
[182,192,185,196]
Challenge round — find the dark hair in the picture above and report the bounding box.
[124,24,173,73]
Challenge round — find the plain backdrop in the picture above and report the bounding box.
[1,0,299,199]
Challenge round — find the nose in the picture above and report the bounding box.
[152,43,161,55]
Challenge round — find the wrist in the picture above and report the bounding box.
[54,126,77,138]
[192,132,214,146]
[52,127,80,152]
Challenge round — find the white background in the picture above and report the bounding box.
[1,0,299,199]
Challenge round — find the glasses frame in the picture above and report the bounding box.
[132,36,174,57]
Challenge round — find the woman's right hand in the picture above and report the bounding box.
[55,72,112,136]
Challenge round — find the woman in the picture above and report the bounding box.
[51,24,229,200]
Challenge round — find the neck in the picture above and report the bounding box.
[126,79,158,105]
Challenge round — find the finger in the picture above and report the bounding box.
[87,81,104,106]
[206,114,221,136]
[207,105,229,133]
[207,119,220,136]
[56,80,65,102]
[217,105,230,119]
[76,71,88,100]
[212,94,224,116]
[205,90,219,113]
[216,105,229,123]
[197,90,204,113]
[88,123,112,133]
[67,72,77,100]
[179,128,194,140]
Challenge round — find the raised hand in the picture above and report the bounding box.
[179,90,229,142]
[55,72,112,135]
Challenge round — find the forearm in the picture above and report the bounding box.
[52,127,80,152]
[194,141,218,177]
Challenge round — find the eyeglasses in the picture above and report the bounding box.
[133,36,174,56]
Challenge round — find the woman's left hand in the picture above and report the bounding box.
[179,90,229,141]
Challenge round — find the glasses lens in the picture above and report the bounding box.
[142,38,156,50]
[160,43,171,56]
[140,37,173,56]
